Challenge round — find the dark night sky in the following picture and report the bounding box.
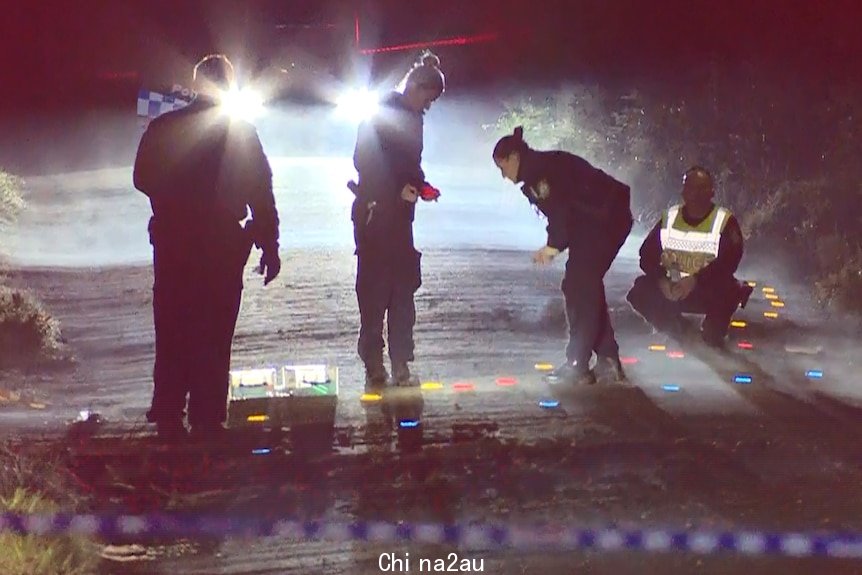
[1,0,860,111]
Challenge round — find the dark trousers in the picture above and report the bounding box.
[562,217,632,369]
[626,274,743,338]
[147,223,248,427]
[355,250,422,366]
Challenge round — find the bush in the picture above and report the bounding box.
[0,444,98,575]
[0,490,98,575]
[490,60,862,312]
[0,169,24,226]
[0,286,63,368]
[0,169,65,365]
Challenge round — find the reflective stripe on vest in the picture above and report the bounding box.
[659,204,730,278]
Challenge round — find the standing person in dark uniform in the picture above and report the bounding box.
[492,127,633,386]
[626,166,753,348]
[349,51,444,389]
[133,54,281,442]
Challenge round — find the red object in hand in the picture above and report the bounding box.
[420,183,441,201]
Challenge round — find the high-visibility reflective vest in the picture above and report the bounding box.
[659,204,731,279]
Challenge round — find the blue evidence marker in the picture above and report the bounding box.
[539,399,560,409]
[805,369,823,379]
[251,448,271,455]
[661,384,681,392]
[399,419,420,429]
[734,374,753,384]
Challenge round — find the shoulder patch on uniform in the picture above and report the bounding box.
[533,179,551,200]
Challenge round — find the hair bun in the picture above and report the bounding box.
[421,53,441,68]
[513,126,524,140]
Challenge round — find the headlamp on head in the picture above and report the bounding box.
[335,87,380,122]
[219,86,265,121]
[193,53,264,121]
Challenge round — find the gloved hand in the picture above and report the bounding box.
[532,245,560,265]
[659,277,676,301]
[258,249,281,286]
[419,182,441,202]
[670,275,697,301]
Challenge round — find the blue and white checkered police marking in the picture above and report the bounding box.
[137,87,193,119]
[3,513,862,558]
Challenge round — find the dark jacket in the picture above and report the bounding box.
[133,97,279,255]
[638,204,744,285]
[516,149,632,252]
[351,92,424,258]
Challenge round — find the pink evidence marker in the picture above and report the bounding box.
[495,377,517,386]
[737,341,754,350]
[667,351,685,359]
[620,357,639,365]
[453,382,476,392]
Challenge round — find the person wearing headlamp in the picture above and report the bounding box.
[349,51,444,389]
[133,53,281,443]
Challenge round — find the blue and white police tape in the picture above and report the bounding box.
[137,88,193,119]
[3,513,862,558]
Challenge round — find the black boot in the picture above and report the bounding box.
[701,328,727,350]
[364,359,388,391]
[545,361,596,386]
[738,282,754,309]
[155,419,188,445]
[392,362,418,387]
[189,421,227,444]
[596,355,627,383]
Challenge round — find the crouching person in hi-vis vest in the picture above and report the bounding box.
[626,166,753,348]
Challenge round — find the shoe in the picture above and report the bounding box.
[544,362,573,384]
[700,329,727,350]
[596,355,627,383]
[392,362,419,387]
[666,316,693,338]
[189,422,227,444]
[364,360,389,391]
[738,283,754,309]
[156,420,188,445]
[544,362,597,386]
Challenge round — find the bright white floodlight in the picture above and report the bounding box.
[219,86,265,121]
[336,87,379,122]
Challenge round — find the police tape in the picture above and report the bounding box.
[3,513,862,558]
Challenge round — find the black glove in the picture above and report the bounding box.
[258,250,281,286]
